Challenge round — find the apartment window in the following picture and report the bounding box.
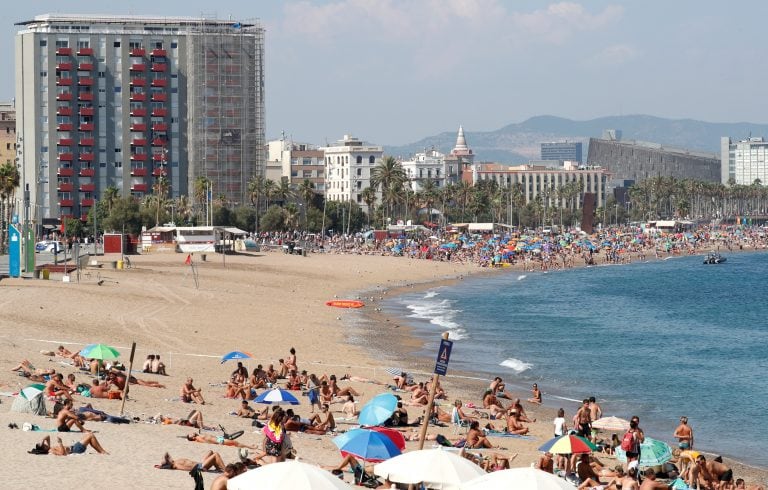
[115,148,121,154]
[40,40,47,47]
[171,42,178,49]
[129,41,142,49]
[114,161,122,168]
[56,40,69,48]
[114,87,121,93]
[114,41,121,47]
[77,40,90,49]
[98,71,106,78]
[357,168,362,176]
[40,71,47,78]
[369,156,375,164]
[356,155,362,164]
[303,171,312,178]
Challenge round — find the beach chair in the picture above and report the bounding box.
[451,406,470,434]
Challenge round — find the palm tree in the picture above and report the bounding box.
[247,175,265,213]
[102,186,120,214]
[152,175,170,226]
[193,176,211,222]
[297,179,316,209]
[361,186,377,227]
[274,178,294,207]
[370,156,407,223]
[263,179,276,208]
[454,181,473,221]
[284,203,300,230]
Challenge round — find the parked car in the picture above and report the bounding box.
[35,241,65,254]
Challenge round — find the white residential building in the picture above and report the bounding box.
[322,135,382,211]
[401,148,447,191]
[721,136,768,185]
[267,135,325,192]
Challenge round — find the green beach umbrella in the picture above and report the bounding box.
[80,343,120,360]
[20,383,46,400]
[615,437,672,467]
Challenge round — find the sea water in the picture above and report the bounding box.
[383,252,768,467]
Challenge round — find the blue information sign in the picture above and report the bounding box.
[433,339,454,376]
[9,224,21,278]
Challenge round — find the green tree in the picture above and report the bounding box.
[370,156,407,223]
[260,205,287,232]
[0,161,20,253]
[101,197,142,235]
[361,186,377,228]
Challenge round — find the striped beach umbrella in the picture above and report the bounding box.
[254,388,300,405]
[538,434,598,455]
[220,351,253,364]
[615,437,673,467]
[20,383,46,400]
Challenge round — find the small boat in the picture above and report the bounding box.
[703,253,726,264]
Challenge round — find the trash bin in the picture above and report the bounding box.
[33,269,40,279]
[201,254,207,262]
[302,249,307,257]
[117,260,124,270]
[42,269,50,280]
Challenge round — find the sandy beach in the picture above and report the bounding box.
[0,249,765,489]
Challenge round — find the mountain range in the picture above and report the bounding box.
[383,115,768,164]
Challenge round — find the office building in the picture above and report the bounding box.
[721,136,768,185]
[15,14,265,223]
[322,135,382,212]
[541,141,582,163]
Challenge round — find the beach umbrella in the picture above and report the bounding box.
[615,437,673,467]
[227,460,353,490]
[20,383,46,400]
[254,388,300,405]
[460,467,575,490]
[591,416,631,432]
[538,434,597,455]
[358,393,398,427]
[79,343,120,360]
[374,448,485,488]
[369,426,407,451]
[220,351,253,364]
[333,428,402,462]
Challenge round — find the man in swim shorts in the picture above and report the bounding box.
[157,451,225,471]
[186,432,258,449]
[673,416,694,449]
[31,434,108,455]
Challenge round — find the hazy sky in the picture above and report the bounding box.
[3,1,765,145]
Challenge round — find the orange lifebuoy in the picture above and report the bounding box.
[325,300,365,308]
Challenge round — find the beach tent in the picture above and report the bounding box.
[11,392,47,416]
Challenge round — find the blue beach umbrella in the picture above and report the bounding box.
[333,428,402,462]
[358,393,398,427]
[255,388,300,405]
[220,351,252,364]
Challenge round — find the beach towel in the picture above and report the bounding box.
[484,430,532,439]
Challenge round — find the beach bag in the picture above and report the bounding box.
[620,430,635,451]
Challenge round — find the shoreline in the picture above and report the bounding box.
[348,249,768,481]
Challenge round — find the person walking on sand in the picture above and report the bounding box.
[673,416,694,450]
[575,399,592,439]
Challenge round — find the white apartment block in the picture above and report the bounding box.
[322,135,382,211]
[401,148,448,191]
[721,136,768,185]
[267,136,325,192]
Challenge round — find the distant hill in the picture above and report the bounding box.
[384,115,768,164]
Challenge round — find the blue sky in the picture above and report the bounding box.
[3,1,765,145]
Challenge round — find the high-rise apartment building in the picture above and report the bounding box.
[322,135,382,212]
[0,103,16,167]
[15,14,264,224]
[541,141,582,163]
[721,136,768,185]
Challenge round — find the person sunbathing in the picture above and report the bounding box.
[249,368,267,390]
[312,404,336,431]
[482,452,519,472]
[151,355,167,375]
[46,373,74,401]
[286,370,302,390]
[142,355,155,373]
[31,434,108,456]
[482,390,507,419]
[186,432,258,449]
[56,399,87,432]
[56,345,87,368]
[11,360,56,382]
[342,395,360,418]
[180,378,206,404]
[466,421,495,449]
[510,399,536,423]
[505,410,530,435]
[157,410,212,429]
[225,373,249,400]
[156,451,225,471]
[329,374,360,398]
[284,415,327,435]
[408,383,430,406]
[107,369,166,389]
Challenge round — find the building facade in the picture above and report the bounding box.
[721,136,768,185]
[473,161,611,208]
[401,149,448,192]
[15,14,264,223]
[0,103,16,168]
[266,136,325,193]
[322,135,382,211]
[541,141,582,163]
[444,125,472,184]
[587,138,720,184]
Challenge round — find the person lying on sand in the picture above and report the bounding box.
[11,360,56,381]
[186,432,258,449]
[211,463,246,490]
[284,414,328,435]
[156,451,225,471]
[30,433,108,455]
[56,345,87,367]
[107,369,166,389]
[329,374,360,398]
[154,410,212,430]
[237,400,269,420]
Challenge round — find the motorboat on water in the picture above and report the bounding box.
[703,252,727,264]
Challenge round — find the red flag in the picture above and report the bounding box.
[184,254,192,265]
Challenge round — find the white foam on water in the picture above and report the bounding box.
[406,298,468,340]
[500,358,533,373]
[424,290,439,299]
[517,275,527,281]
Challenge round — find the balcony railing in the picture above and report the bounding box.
[129,48,146,57]
[130,168,148,177]
[130,93,147,102]
[79,123,95,131]
[150,63,167,72]
[76,47,94,56]
[57,182,74,192]
[58,138,74,146]
[132,138,147,146]
[130,124,147,132]
[81,198,95,207]
[79,138,95,146]
[131,183,149,192]
[150,78,167,87]
[130,153,148,162]
[130,108,147,117]
[130,64,146,72]
[79,107,95,116]
[57,153,74,162]
[56,78,73,86]
[79,183,95,192]
[57,167,74,177]
[78,77,94,86]
[59,199,74,207]
[78,92,94,101]
[151,138,168,147]
[130,78,146,87]
[56,63,73,71]
[151,122,168,131]
[56,92,73,101]
[56,47,72,56]
[151,108,167,117]
[78,63,94,71]
[79,153,95,162]
[151,49,167,57]
[151,93,167,102]
[57,107,73,116]
[152,168,167,177]
[57,123,74,131]
[79,168,96,177]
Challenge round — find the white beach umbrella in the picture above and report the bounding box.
[373,449,485,489]
[460,467,575,490]
[227,460,353,490]
[591,416,631,432]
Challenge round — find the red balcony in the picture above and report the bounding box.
[79,92,94,101]
[152,168,167,177]
[151,108,167,117]
[56,47,72,56]
[59,199,74,207]
[56,107,73,116]
[129,48,146,57]
[151,138,167,147]
[79,138,95,146]
[56,62,73,71]
[78,77,94,86]
[131,153,148,162]
[58,182,74,192]
[130,93,146,102]
[151,63,167,72]
[79,107,95,116]
[152,122,168,131]
[80,168,96,177]
[81,198,95,207]
[79,183,96,192]
[56,92,73,101]
[152,153,166,162]
[131,183,149,192]
[79,153,95,162]
[130,123,147,132]
[57,167,74,177]
[58,138,74,147]
[78,63,94,71]
[131,168,147,177]
[79,123,95,131]
[130,108,147,117]
[77,47,94,56]
[132,138,147,146]
[151,48,167,57]
[56,78,73,86]
[58,153,74,162]
[151,78,167,87]
[151,93,167,102]
[57,123,74,131]
[131,64,147,72]
[130,78,146,87]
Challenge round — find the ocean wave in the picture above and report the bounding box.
[500,358,533,373]
[424,290,439,299]
[406,298,468,340]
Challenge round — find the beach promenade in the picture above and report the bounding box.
[0,245,765,488]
